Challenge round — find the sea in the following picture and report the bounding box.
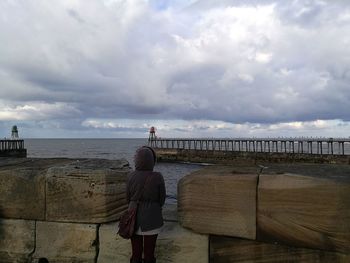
[25,138,203,204]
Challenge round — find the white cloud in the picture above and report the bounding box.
[0,101,80,121]
[255,52,273,63]
[80,118,350,138]
[0,0,349,137]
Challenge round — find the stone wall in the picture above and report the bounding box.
[0,158,131,262]
[2,157,350,262]
[98,211,208,263]
[156,148,350,164]
[0,158,208,263]
[0,149,27,158]
[178,165,350,262]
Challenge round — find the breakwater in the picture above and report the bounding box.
[0,139,27,157]
[0,158,205,263]
[150,138,350,164]
[1,158,349,262]
[178,165,350,262]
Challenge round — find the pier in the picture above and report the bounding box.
[0,139,27,157]
[149,138,350,155]
[149,137,350,164]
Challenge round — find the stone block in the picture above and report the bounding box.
[32,221,97,263]
[0,218,35,262]
[98,221,208,263]
[210,236,350,263]
[178,166,258,239]
[46,159,130,223]
[98,222,129,262]
[157,221,208,263]
[0,158,75,220]
[258,173,350,253]
[0,167,45,220]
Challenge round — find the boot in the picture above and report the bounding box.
[130,258,142,263]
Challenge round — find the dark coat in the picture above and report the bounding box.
[126,147,166,232]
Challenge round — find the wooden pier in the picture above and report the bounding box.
[149,138,350,164]
[0,139,27,157]
[149,138,350,155]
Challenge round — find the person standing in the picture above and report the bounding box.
[126,146,166,263]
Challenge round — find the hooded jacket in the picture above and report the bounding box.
[126,146,166,232]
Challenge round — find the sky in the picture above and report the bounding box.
[0,0,349,138]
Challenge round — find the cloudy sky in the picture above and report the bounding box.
[0,0,349,138]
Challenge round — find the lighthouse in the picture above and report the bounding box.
[148,126,157,147]
[11,125,19,140]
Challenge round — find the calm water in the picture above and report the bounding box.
[25,138,202,204]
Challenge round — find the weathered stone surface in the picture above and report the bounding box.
[0,158,32,168]
[0,158,72,220]
[98,221,208,263]
[0,218,35,262]
[0,168,45,220]
[32,221,97,263]
[178,166,258,239]
[97,222,129,262]
[46,159,130,223]
[156,148,350,165]
[0,158,130,223]
[157,222,208,263]
[210,236,350,263]
[0,255,29,263]
[258,173,350,253]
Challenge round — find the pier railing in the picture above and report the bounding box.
[0,140,25,152]
[149,138,350,155]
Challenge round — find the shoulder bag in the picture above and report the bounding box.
[118,174,152,239]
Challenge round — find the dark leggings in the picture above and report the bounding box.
[131,234,158,261]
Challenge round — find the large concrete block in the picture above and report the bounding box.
[0,218,35,263]
[98,221,208,263]
[46,159,130,223]
[178,166,258,239]
[32,221,97,263]
[258,173,350,253]
[210,236,350,263]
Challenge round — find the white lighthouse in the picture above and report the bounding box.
[11,125,19,139]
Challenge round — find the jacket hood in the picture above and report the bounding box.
[134,146,156,171]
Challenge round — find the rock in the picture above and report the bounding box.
[98,221,208,263]
[178,166,258,239]
[46,159,130,223]
[0,218,35,263]
[210,236,350,263]
[257,173,350,253]
[0,158,75,220]
[32,221,97,263]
